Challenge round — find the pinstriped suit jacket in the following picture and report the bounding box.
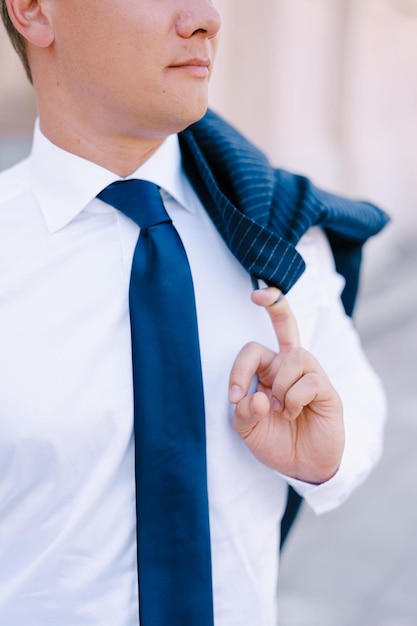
[179,109,389,316]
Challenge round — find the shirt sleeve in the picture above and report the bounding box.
[283,226,387,514]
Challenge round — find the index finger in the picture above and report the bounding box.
[251,286,301,353]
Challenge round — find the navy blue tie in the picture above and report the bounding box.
[97,180,214,625]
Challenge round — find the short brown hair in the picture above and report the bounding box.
[1,0,32,82]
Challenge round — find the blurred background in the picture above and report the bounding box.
[1,0,416,624]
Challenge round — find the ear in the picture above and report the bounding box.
[5,0,54,48]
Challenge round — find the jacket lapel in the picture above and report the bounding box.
[179,114,306,294]
[180,109,274,228]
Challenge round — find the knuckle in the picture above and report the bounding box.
[278,345,303,362]
[306,371,322,390]
[243,341,261,352]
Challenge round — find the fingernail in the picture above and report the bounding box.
[229,385,242,403]
[271,396,281,412]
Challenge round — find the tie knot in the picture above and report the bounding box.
[97,179,171,229]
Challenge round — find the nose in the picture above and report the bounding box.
[176,0,222,39]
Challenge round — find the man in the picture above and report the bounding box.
[0,1,388,625]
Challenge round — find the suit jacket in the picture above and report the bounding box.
[179,109,389,316]
[179,110,390,546]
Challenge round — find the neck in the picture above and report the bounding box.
[37,109,167,177]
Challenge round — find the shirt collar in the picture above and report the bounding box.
[28,119,194,233]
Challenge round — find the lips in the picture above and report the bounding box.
[171,57,211,69]
[168,58,211,78]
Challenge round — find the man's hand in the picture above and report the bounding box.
[229,287,345,484]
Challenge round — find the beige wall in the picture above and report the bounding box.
[209,0,417,241]
[1,0,417,239]
[210,0,348,185]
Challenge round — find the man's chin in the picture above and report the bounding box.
[159,104,209,136]
[181,105,209,131]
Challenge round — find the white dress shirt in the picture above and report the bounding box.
[0,122,386,625]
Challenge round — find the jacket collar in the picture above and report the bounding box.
[180,109,275,229]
